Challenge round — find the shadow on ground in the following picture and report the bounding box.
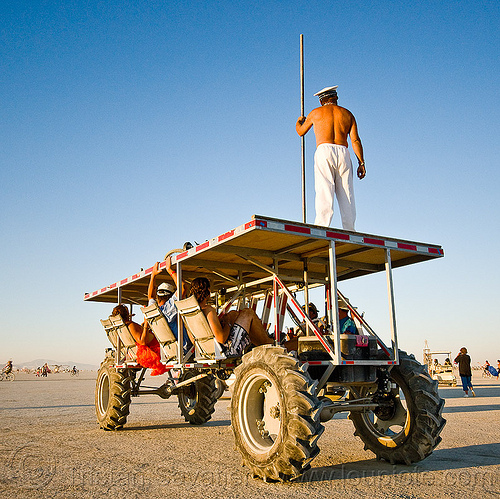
[299,443,500,484]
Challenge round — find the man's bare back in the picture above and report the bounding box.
[298,104,353,147]
[296,100,365,179]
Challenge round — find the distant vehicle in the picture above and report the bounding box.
[423,343,457,386]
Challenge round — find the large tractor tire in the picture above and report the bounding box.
[177,369,217,424]
[95,355,132,430]
[349,350,446,465]
[214,378,227,400]
[231,345,324,482]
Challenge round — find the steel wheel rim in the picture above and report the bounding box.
[238,372,282,454]
[97,372,110,417]
[360,378,411,447]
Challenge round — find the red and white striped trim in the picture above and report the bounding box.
[85,216,443,300]
[170,217,444,266]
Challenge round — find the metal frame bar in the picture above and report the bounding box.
[328,241,341,365]
[177,260,184,364]
[385,249,399,363]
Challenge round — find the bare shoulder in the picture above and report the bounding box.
[336,105,355,118]
[203,304,217,316]
[309,105,325,119]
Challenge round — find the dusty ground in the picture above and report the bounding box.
[0,370,499,499]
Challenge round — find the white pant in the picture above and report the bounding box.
[314,143,356,231]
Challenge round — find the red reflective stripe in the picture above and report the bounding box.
[218,230,235,241]
[255,220,267,227]
[364,237,384,246]
[196,241,210,251]
[245,221,256,229]
[306,361,325,365]
[428,247,441,254]
[109,283,117,289]
[327,231,350,240]
[132,273,140,279]
[284,224,311,234]
[145,266,154,273]
[398,243,417,251]
[120,279,128,285]
[342,360,355,365]
[177,251,188,259]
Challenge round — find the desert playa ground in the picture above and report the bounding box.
[1,370,499,499]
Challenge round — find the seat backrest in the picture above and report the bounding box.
[141,303,176,344]
[140,302,178,361]
[100,318,118,348]
[109,314,137,360]
[175,295,216,357]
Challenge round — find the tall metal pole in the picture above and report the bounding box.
[300,34,306,223]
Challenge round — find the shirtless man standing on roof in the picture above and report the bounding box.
[296,86,365,231]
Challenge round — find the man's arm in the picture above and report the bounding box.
[349,117,366,179]
[166,257,184,298]
[205,306,231,344]
[147,262,161,301]
[296,111,314,136]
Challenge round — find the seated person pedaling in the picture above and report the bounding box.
[148,260,193,354]
[298,300,359,336]
[190,277,274,357]
[112,304,166,376]
[299,303,327,334]
[338,300,358,334]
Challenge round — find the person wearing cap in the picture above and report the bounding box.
[296,86,365,231]
[147,259,193,353]
[338,300,358,335]
[298,302,326,334]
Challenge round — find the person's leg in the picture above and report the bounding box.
[467,376,475,396]
[235,308,273,346]
[314,146,335,227]
[335,148,356,231]
[460,375,469,395]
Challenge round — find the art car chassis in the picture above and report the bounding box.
[86,215,446,481]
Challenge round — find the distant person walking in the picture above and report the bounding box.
[454,347,475,397]
[296,85,366,231]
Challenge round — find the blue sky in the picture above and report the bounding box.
[1,0,498,367]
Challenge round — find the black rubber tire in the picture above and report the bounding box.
[349,350,446,465]
[214,378,227,399]
[231,345,324,482]
[95,355,132,431]
[177,369,217,424]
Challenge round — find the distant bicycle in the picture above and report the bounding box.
[0,372,15,381]
[70,369,79,377]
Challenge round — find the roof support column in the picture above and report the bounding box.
[303,258,310,335]
[177,259,184,364]
[385,249,399,364]
[328,241,341,364]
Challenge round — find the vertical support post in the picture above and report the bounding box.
[328,241,341,364]
[273,277,279,345]
[325,281,332,328]
[177,259,184,364]
[303,258,310,335]
[300,33,306,223]
[115,287,123,363]
[385,249,399,363]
